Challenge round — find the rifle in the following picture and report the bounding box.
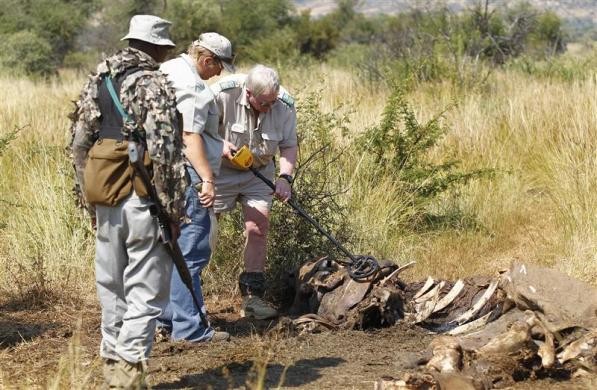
[128,140,210,328]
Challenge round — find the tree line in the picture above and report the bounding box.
[0,0,568,77]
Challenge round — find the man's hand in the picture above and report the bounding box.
[274,177,292,202]
[222,140,236,160]
[199,181,215,208]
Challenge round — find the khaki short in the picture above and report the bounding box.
[214,163,275,213]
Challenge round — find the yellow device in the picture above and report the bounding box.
[230,145,254,170]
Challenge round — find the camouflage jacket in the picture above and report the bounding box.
[69,47,186,222]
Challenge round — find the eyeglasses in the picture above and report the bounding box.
[250,92,277,108]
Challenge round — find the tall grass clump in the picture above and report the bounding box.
[435,64,597,283]
[0,73,95,304]
[47,318,99,390]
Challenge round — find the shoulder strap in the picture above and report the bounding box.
[278,91,294,108]
[218,80,238,91]
[104,75,132,123]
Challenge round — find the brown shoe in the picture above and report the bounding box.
[240,296,279,320]
[101,359,118,390]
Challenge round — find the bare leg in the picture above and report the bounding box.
[242,204,270,272]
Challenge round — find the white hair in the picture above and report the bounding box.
[246,65,280,96]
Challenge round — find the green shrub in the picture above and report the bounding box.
[162,0,222,46]
[0,0,98,74]
[243,26,301,64]
[357,86,491,229]
[266,91,354,304]
[0,31,55,76]
[506,50,597,81]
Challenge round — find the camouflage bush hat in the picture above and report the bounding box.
[194,32,235,73]
[121,15,175,47]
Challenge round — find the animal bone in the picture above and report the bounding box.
[426,336,462,373]
[432,280,465,314]
[380,261,416,286]
[526,311,555,368]
[557,329,597,365]
[453,280,499,325]
[447,310,494,336]
[415,281,446,304]
[376,372,481,390]
[413,276,435,300]
[414,283,444,323]
[537,338,556,369]
[478,320,531,355]
[374,373,437,390]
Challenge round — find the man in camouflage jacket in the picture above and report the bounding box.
[69,15,186,388]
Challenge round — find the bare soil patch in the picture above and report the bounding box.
[0,296,595,389]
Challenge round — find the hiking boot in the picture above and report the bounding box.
[102,359,118,390]
[108,360,147,389]
[240,295,279,320]
[207,330,231,342]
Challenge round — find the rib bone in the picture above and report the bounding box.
[415,281,445,304]
[448,310,493,335]
[415,283,444,323]
[432,280,465,314]
[453,280,498,325]
[380,261,416,286]
[413,276,435,300]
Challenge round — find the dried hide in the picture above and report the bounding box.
[501,262,597,333]
[289,257,406,330]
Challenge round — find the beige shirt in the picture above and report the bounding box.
[160,54,223,175]
[212,74,297,168]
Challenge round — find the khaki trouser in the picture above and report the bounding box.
[95,191,173,363]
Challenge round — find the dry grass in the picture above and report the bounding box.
[0,73,96,303]
[47,319,99,390]
[1,58,595,305]
[280,61,596,284]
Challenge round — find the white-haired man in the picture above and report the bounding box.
[158,33,236,342]
[212,65,297,319]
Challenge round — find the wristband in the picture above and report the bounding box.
[278,174,293,184]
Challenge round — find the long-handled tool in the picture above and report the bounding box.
[231,146,380,280]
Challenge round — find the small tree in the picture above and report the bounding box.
[357,86,491,228]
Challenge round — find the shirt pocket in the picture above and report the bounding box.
[256,129,282,161]
[228,123,248,149]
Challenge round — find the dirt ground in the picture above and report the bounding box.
[0,295,595,389]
